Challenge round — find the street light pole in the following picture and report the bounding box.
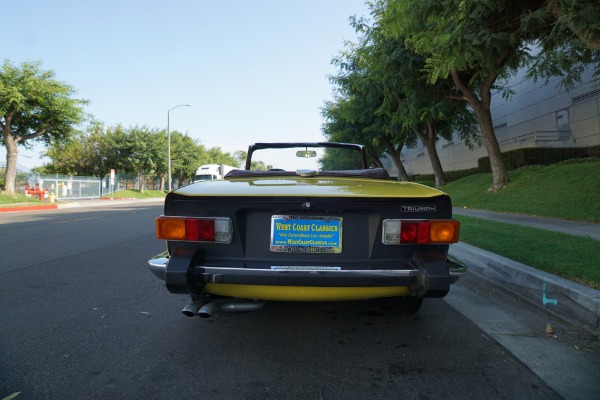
[167,104,190,191]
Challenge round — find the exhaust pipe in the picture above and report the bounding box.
[198,300,266,319]
[181,301,203,317]
[197,302,219,318]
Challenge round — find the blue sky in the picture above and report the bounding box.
[3,0,371,169]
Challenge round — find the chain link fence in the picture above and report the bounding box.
[3,165,177,200]
[32,174,102,200]
[101,174,170,196]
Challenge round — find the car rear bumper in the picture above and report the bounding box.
[148,248,467,299]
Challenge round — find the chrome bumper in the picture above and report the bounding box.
[147,250,467,296]
[148,252,169,280]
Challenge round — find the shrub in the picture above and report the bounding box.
[412,145,599,185]
[477,146,600,172]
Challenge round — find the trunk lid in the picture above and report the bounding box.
[173,176,445,199]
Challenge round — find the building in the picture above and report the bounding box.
[393,66,600,176]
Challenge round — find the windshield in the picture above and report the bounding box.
[194,174,216,181]
[248,145,364,171]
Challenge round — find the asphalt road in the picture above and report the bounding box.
[0,203,583,399]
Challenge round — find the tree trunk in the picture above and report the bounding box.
[413,124,446,187]
[366,148,385,168]
[138,171,146,193]
[450,71,509,191]
[382,136,410,181]
[141,177,146,193]
[472,103,509,191]
[2,131,19,194]
[159,176,166,191]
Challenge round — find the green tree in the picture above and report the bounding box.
[249,160,271,171]
[377,0,528,190]
[45,123,126,179]
[120,126,162,193]
[523,0,600,87]
[324,42,401,175]
[146,128,168,190]
[0,60,87,193]
[44,132,86,175]
[355,17,478,186]
[170,138,241,187]
[99,124,129,177]
[377,0,599,191]
[205,146,240,167]
[234,150,270,170]
[546,0,600,50]
[324,17,478,185]
[321,97,390,172]
[171,132,203,187]
[45,123,111,177]
[234,150,247,167]
[44,122,243,190]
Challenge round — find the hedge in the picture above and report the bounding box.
[412,145,600,184]
[477,146,600,172]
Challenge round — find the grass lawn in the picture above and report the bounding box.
[0,192,43,205]
[102,189,166,199]
[432,160,600,289]
[457,215,600,289]
[442,161,600,223]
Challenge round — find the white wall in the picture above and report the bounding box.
[397,67,600,176]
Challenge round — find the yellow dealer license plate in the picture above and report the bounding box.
[270,215,342,253]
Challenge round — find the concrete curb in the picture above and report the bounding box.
[0,204,58,212]
[449,242,600,337]
[0,197,165,213]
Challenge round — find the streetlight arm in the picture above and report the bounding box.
[169,104,191,112]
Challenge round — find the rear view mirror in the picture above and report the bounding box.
[296,150,317,158]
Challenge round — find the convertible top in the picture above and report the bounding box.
[248,142,364,150]
[225,168,391,180]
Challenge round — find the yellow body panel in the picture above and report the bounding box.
[175,176,445,199]
[204,283,411,301]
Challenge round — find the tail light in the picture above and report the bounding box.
[382,219,460,245]
[156,216,233,243]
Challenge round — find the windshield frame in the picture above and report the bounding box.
[244,142,368,171]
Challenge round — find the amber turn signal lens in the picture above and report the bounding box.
[156,217,186,240]
[429,220,460,243]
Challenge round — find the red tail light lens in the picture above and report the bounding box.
[382,219,460,245]
[156,216,232,243]
[400,221,431,244]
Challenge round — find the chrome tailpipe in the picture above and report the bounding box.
[181,301,203,317]
[198,300,266,319]
[197,302,219,318]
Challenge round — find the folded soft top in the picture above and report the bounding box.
[225,168,391,180]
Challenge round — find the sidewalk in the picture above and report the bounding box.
[451,207,600,337]
[453,207,600,240]
[58,197,165,209]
